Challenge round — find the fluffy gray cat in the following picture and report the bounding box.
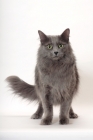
[6,28,79,125]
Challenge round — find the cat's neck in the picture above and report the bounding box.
[38,53,75,70]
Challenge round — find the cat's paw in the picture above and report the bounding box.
[59,117,69,125]
[40,118,52,125]
[69,113,78,119]
[31,113,41,119]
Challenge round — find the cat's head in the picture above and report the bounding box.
[38,29,72,61]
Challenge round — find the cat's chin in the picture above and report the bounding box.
[52,56,60,60]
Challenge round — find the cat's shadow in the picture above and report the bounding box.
[52,116,77,125]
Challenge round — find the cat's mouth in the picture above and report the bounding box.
[52,56,59,60]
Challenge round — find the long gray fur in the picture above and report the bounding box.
[6,28,79,125]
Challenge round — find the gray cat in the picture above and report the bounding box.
[6,28,79,125]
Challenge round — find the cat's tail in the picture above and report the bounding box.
[6,76,38,101]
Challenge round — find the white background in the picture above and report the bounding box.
[0,0,93,137]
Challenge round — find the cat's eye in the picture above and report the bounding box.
[58,44,64,48]
[47,44,53,49]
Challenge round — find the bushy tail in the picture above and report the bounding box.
[6,76,38,101]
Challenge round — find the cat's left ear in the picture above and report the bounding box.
[60,28,70,43]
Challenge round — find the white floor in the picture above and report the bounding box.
[0,105,93,140]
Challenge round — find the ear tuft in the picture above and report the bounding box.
[61,28,70,42]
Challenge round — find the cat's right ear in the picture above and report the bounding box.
[38,30,49,44]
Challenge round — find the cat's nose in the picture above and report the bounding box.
[54,52,58,55]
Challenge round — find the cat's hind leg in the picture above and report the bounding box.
[69,107,78,119]
[31,102,43,119]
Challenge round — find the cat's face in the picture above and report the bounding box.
[38,29,72,61]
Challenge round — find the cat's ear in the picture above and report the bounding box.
[60,28,70,43]
[38,30,49,44]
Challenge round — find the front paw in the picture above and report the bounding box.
[40,117,52,125]
[59,117,69,125]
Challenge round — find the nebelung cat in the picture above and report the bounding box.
[6,28,79,125]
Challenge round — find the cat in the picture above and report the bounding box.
[6,28,79,125]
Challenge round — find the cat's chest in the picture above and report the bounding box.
[40,67,68,88]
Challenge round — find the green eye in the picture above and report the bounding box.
[58,44,64,48]
[47,44,53,49]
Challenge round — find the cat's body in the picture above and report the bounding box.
[6,29,79,125]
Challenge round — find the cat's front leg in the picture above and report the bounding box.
[40,85,53,125]
[59,98,72,125]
